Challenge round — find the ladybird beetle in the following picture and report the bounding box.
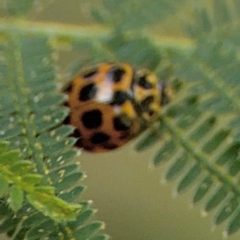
[63,62,169,152]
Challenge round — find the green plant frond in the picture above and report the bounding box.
[185,0,240,38]
[92,0,189,31]
[0,30,106,238]
[184,7,213,38]
[92,0,240,41]
[0,141,81,219]
[170,35,240,142]
[136,72,240,235]
[212,0,232,26]
[106,34,162,69]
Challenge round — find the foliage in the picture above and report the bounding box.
[0,141,81,220]
[0,0,240,239]
[0,2,108,238]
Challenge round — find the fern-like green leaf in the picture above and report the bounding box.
[0,18,107,238]
[134,3,240,233]
[140,99,240,236]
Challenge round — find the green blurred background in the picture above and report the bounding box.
[3,1,240,239]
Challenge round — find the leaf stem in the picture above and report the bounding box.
[0,18,194,51]
[6,32,49,184]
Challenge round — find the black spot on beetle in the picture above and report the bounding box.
[63,115,70,125]
[147,110,155,117]
[72,129,81,138]
[113,114,132,131]
[82,68,98,78]
[111,91,129,105]
[75,138,83,148]
[109,67,126,83]
[79,83,97,101]
[140,96,154,109]
[90,132,110,144]
[63,101,69,107]
[81,109,103,129]
[138,75,153,89]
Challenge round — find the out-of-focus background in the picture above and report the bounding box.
[80,141,240,240]
[2,0,240,239]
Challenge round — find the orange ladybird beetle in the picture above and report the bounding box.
[63,62,169,152]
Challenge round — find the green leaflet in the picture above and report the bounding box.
[0,175,8,197]
[27,189,81,222]
[9,185,23,212]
